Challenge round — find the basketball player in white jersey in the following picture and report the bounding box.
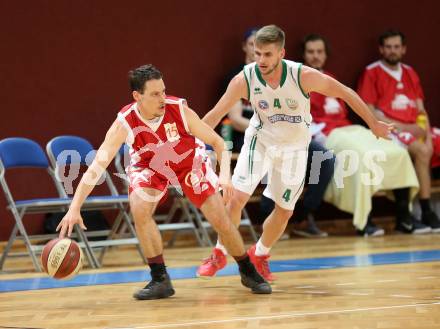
[197,25,392,281]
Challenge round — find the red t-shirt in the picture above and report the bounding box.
[310,70,351,135]
[357,61,424,123]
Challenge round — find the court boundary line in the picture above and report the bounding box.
[106,302,440,328]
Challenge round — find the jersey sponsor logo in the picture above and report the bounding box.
[258,100,269,110]
[254,87,262,95]
[285,98,298,110]
[164,122,180,142]
[391,94,416,111]
[184,169,208,192]
[267,114,302,124]
[324,97,342,114]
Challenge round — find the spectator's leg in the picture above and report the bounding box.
[407,140,440,232]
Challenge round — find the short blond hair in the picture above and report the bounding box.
[255,25,285,48]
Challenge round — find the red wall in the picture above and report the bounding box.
[1,0,439,240]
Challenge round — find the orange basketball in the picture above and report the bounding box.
[41,238,83,280]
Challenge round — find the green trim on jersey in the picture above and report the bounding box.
[297,63,310,99]
[255,111,263,130]
[255,65,266,86]
[243,68,251,101]
[280,60,287,87]
[248,135,257,174]
[255,60,288,88]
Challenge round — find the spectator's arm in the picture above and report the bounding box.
[416,99,427,114]
[228,101,250,133]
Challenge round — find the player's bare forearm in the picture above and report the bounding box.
[184,106,231,183]
[69,120,127,211]
[203,104,229,128]
[203,73,248,128]
[228,101,250,132]
[301,66,392,139]
[339,88,378,127]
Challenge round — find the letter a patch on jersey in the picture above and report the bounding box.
[274,98,282,109]
[164,122,180,142]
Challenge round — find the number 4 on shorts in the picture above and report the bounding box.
[282,189,291,202]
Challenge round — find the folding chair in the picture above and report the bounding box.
[46,135,147,267]
[0,137,97,271]
[114,145,208,247]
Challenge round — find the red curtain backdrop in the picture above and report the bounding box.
[0,0,438,240]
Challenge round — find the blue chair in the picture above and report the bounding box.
[0,138,96,271]
[46,136,147,267]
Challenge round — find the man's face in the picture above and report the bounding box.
[254,42,285,75]
[133,79,166,118]
[380,36,406,66]
[242,34,256,61]
[303,40,327,70]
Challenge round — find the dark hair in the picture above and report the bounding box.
[301,34,329,55]
[379,29,406,46]
[243,27,259,42]
[255,25,285,48]
[128,64,162,93]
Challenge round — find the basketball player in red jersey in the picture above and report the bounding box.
[56,64,271,299]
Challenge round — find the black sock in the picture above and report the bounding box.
[393,188,410,217]
[235,255,252,270]
[419,199,432,213]
[236,256,265,283]
[149,263,167,281]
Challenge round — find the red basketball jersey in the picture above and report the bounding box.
[357,61,424,123]
[310,71,351,135]
[117,96,206,174]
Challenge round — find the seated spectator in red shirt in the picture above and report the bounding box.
[303,34,430,235]
[358,29,440,233]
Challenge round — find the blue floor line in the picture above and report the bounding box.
[1,249,439,293]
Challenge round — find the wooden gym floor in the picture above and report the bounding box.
[1,234,440,329]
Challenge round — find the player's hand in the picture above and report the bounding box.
[56,209,87,238]
[220,181,234,204]
[371,120,394,140]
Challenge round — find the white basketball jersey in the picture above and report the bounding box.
[243,59,312,145]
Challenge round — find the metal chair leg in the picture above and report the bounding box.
[75,225,99,268]
[0,224,18,270]
[14,216,41,271]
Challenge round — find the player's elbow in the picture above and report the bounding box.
[202,112,217,128]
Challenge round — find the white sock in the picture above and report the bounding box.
[255,239,271,256]
[215,241,228,255]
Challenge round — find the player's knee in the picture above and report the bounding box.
[131,206,154,227]
[416,144,433,162]
[275,207,293,222]
[229,192,248,211]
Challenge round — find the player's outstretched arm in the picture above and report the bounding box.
[203,72,248,128]
[300,66,393,139]
[57,120,128,238]
[184,106,233,202]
